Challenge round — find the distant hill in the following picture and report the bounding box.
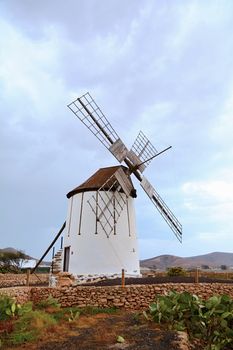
[140,252,233,270]
[0,247,20,254]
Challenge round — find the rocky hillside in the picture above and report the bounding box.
[140,252,233,270]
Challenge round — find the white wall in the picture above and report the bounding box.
[62,190,140,277]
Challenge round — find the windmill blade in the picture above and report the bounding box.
[68,92,129,163]
[128,131,158,173]
[140,176,182,242]
[88,168,132,237]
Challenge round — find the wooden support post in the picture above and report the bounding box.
[194,268,199,283]
[31,221,66,275]
[26,269,30,286]
[121,269,125,288]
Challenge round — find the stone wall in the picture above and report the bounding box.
[1,283,233,310]
[0,273,49,288]
[0,287,31,304]
[31,283,233,310]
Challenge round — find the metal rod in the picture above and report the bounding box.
[31,221,66,274]
[137,146,172,167]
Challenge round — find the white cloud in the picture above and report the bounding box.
[0,20,65,119]
[182,176,233,227]
[167,0,233,64]
[197,230,233,242]
[182,179,233,202]
[210,89,233,149]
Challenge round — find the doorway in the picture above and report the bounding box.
[63,246,70,272]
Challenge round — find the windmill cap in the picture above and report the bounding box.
[67,165,136,199]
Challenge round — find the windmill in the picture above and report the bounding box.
[56,92,182,278]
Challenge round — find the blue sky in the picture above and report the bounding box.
[0,0,233,260]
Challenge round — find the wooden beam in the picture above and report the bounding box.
[31,221,66,274]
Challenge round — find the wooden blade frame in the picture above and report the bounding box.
[129,131,158,173]
[67,92,128,162]
[140,176,182,242]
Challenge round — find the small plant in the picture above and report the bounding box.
[17,301,33,315]
[5,301,17,317]
[142,310,151,321]
[68,309,80,322]
[117,335,125,343]
[36,295,61,309]
[0,295,22,320]
[49,308,69,322]
[166,266,186,277]
[132,312,141,322]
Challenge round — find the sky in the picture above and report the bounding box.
[0,0,233,260]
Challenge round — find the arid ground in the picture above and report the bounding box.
[2,311,194,350]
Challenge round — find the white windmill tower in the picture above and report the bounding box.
[59,93,182,278]
[63,165,140,276]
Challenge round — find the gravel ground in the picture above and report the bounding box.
[83,275,233,286]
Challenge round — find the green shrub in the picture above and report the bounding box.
[0,266,20,273]
[17,302,33,315]
[9,310,57,345]
[10,330,37,345]
[166,266,186,277]
[36,295,61,309]
[149,291,233,350]
[79,306,117,315]
[50,305,118,322]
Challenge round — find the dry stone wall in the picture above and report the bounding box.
[0,287,31,304]
[1,283,233,310]
[0,273,49,288]
[31,283,233,310]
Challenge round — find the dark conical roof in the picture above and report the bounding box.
[67,165,136,199]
